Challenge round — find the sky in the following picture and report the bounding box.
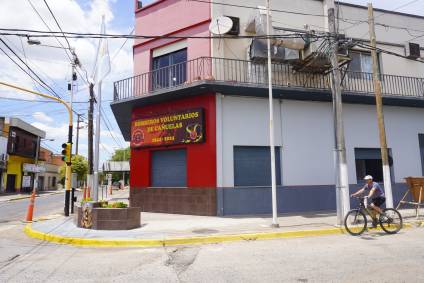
[0,0,423,166]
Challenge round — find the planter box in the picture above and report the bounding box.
[75,203,141,230]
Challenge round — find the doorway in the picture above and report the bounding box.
[6,174,16,193]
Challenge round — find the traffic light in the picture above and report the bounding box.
[61,143,72,163]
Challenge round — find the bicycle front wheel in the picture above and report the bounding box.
[344,209,367,236]
[379,208,403,234]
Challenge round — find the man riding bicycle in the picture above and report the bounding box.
[351,175,386,228]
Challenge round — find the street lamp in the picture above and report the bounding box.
[26,39,80,216]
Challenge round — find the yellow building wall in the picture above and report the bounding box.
[7,155,34,190]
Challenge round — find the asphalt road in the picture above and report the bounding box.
[0,192,79,223]
[1,221,423,282]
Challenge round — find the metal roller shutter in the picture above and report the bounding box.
[151,149,187,187]
[234,146,281,187]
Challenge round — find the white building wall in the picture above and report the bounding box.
[218,96,424,187]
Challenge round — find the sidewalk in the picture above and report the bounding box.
[24,206,424,248]
[0,189,65,203]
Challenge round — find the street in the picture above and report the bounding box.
[0,194,424,283]
[0,192,78,223]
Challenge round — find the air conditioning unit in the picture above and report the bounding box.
[405,42,421,59]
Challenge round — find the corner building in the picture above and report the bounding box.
[112,0,424,216]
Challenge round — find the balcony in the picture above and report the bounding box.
[114,57,424,102]
[112,57,424,140]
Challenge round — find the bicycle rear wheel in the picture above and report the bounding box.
[344,209,367,236]
[379,208,403,234]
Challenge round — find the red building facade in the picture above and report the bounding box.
[128,0,216,215]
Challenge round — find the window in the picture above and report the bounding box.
[152,48,187,89]
[234,146,281,187]
[355,148,393,183]
[348,51,375,80]
[151,149,187,187]
[419,134,424,175]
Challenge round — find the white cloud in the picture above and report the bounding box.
[1,0,132,164]
[33,111,53,123]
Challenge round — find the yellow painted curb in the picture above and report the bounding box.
[24,222,415,248]
[24,224,346,248]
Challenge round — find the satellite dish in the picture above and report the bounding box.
[209,16,233,35]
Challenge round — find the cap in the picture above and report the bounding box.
[364,175,373,180]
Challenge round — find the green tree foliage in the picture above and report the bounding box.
[111,147,130,161]
[59,155,88,182]
[110,147,130,184]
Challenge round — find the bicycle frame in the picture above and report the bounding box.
[356,198,378,221]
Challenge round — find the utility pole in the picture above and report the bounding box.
[368,4,393,208]
[266,0,279,228]
[327,1,350,225]
[75,114,81,156]
[87,83,94,197]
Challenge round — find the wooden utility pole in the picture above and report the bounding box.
[368,4,393,208]
[327,2,350,225]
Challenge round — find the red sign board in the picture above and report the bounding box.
[131,108,204,148]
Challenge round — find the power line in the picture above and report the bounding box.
[43,0,72,51]
[343,0,423,34]
[356,41,424,64]
[111,28,134,63]
[0,28,330,40]
[3,35,68,94]
[100,107,125,148]
[27,0,73,62]
[0,37,63,99]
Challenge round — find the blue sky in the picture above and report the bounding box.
[0,0,422,166]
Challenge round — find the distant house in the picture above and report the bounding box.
[1,117,45,193]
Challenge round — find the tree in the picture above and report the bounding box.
[110,147,130,184]
[59,155,88,184]
[111,147,130,161]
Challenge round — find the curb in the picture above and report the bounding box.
[24,224,346,248]
[24,222,420,248]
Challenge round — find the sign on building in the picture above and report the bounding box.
[22,175,32,187]
[131,108,204,148]
[23,163,46,173]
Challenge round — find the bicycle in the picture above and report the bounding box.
[344,196,403,236]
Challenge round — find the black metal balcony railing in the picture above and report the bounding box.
[113,57,424,101]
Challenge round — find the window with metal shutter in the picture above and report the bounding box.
[233,146,281,187]
[151,149,187,187]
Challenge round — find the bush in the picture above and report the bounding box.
[107,202,128,208]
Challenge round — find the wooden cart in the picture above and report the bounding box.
[396,177,424,218]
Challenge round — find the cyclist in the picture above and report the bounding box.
[350,175,386,227]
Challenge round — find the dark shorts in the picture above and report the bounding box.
[372,196,386,207]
